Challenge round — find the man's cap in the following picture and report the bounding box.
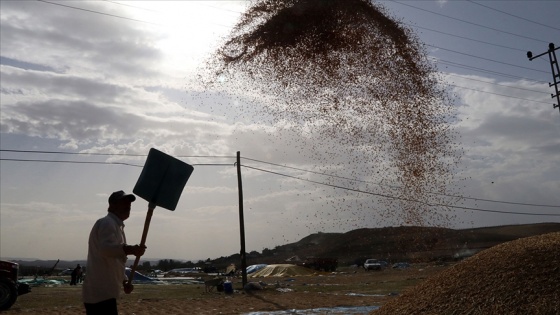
[108,190,136,204]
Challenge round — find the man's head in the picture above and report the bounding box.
[108,190,136,221]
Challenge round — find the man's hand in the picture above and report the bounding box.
[123,281,134,294]
[123,244,147,257]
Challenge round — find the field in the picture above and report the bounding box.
[6,225,559,314]
[5,264,448,314]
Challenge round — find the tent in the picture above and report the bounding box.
[125,267,162,283]
[249,264,319,278]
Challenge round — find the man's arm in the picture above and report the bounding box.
[123,244,146,256]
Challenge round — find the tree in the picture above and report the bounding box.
[142,261,151,269]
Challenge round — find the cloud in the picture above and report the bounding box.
[448,73,560,219]
[0,1,164,80]
[1,1,559,261]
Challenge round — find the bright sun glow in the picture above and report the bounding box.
[120,1,244,71]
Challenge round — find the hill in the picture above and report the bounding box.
[8,223,560,273]
[223,222,560,266]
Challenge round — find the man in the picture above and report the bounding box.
[70,264,81,285]
[82,190,146,315]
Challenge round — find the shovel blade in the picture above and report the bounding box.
[133,148,194,210]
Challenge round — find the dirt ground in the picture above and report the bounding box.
[6,265,447,315]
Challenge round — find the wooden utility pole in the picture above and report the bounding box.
[236,151,248,287]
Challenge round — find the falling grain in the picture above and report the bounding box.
[199,0,463,233]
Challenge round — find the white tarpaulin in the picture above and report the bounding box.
[249,264,319,278]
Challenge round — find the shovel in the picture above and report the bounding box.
[126,148,194,285]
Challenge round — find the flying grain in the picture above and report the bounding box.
[199,0,464,237]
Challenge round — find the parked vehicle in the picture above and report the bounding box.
[0,260,31,310]
[301,257,338,272]
[363,259,382,271]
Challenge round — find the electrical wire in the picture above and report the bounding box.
[0,158,232,167]
[104,0,244,15]
[405,23,526,53]
[437,59,548,84]
[31,0,553,100]
[36,0,162,26]
[2,149,559,209]
[466,0,560,31]
[2,152,559,214]
[426,44,548,75]
[241,165,560,217]
[445,74,548,94]
[391,1,550,44]
[30,0,553,105]
[447,84,551,105]
[0,149,235,159]
[0,158,143,167]
[37,0,236,29]
[241,156,560,208]
[2,3,556,214]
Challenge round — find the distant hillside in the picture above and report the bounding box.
[9,223,560,272]
[233,222,560,266]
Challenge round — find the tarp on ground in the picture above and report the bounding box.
[249,264,318,278]
[247,264,268,274]
[125,267,163,283]
[18,278,67,286]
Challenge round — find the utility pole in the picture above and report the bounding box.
[527,43,560,113]
[236,151,248,287]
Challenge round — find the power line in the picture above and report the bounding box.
[36,0,234,29]
[104,0,244,15]
[241,156,560,208]
[0,149,145,157]
[241,165,560,217]
[103,0,169,14]
[36,0,546,72]
[427,44,549,75]
[34,0,551,89]
[447,84,551,105]
[3,149,559,208]
[0,158,143,167]
[392,1,549,44]
[0,149,235,159]
[446,74,548,95]
[36,0,162,26]
[438,59,548,84]
[0,158,231,167]
[405,23,526,53]
[466,0,560,31]
[2,150,559,211]
[5,2,559,207]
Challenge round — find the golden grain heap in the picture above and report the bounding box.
[373,232,560,315]
[201,0,462,229]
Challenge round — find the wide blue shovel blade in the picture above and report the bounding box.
[133,148,194,211]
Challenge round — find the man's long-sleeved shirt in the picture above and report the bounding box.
[82,212,128,304]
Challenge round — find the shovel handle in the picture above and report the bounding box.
[127,203,156,285]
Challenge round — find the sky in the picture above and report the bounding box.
[1,0,559,262]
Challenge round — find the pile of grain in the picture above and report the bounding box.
[200,0,463,229]
[373,232,560,315]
